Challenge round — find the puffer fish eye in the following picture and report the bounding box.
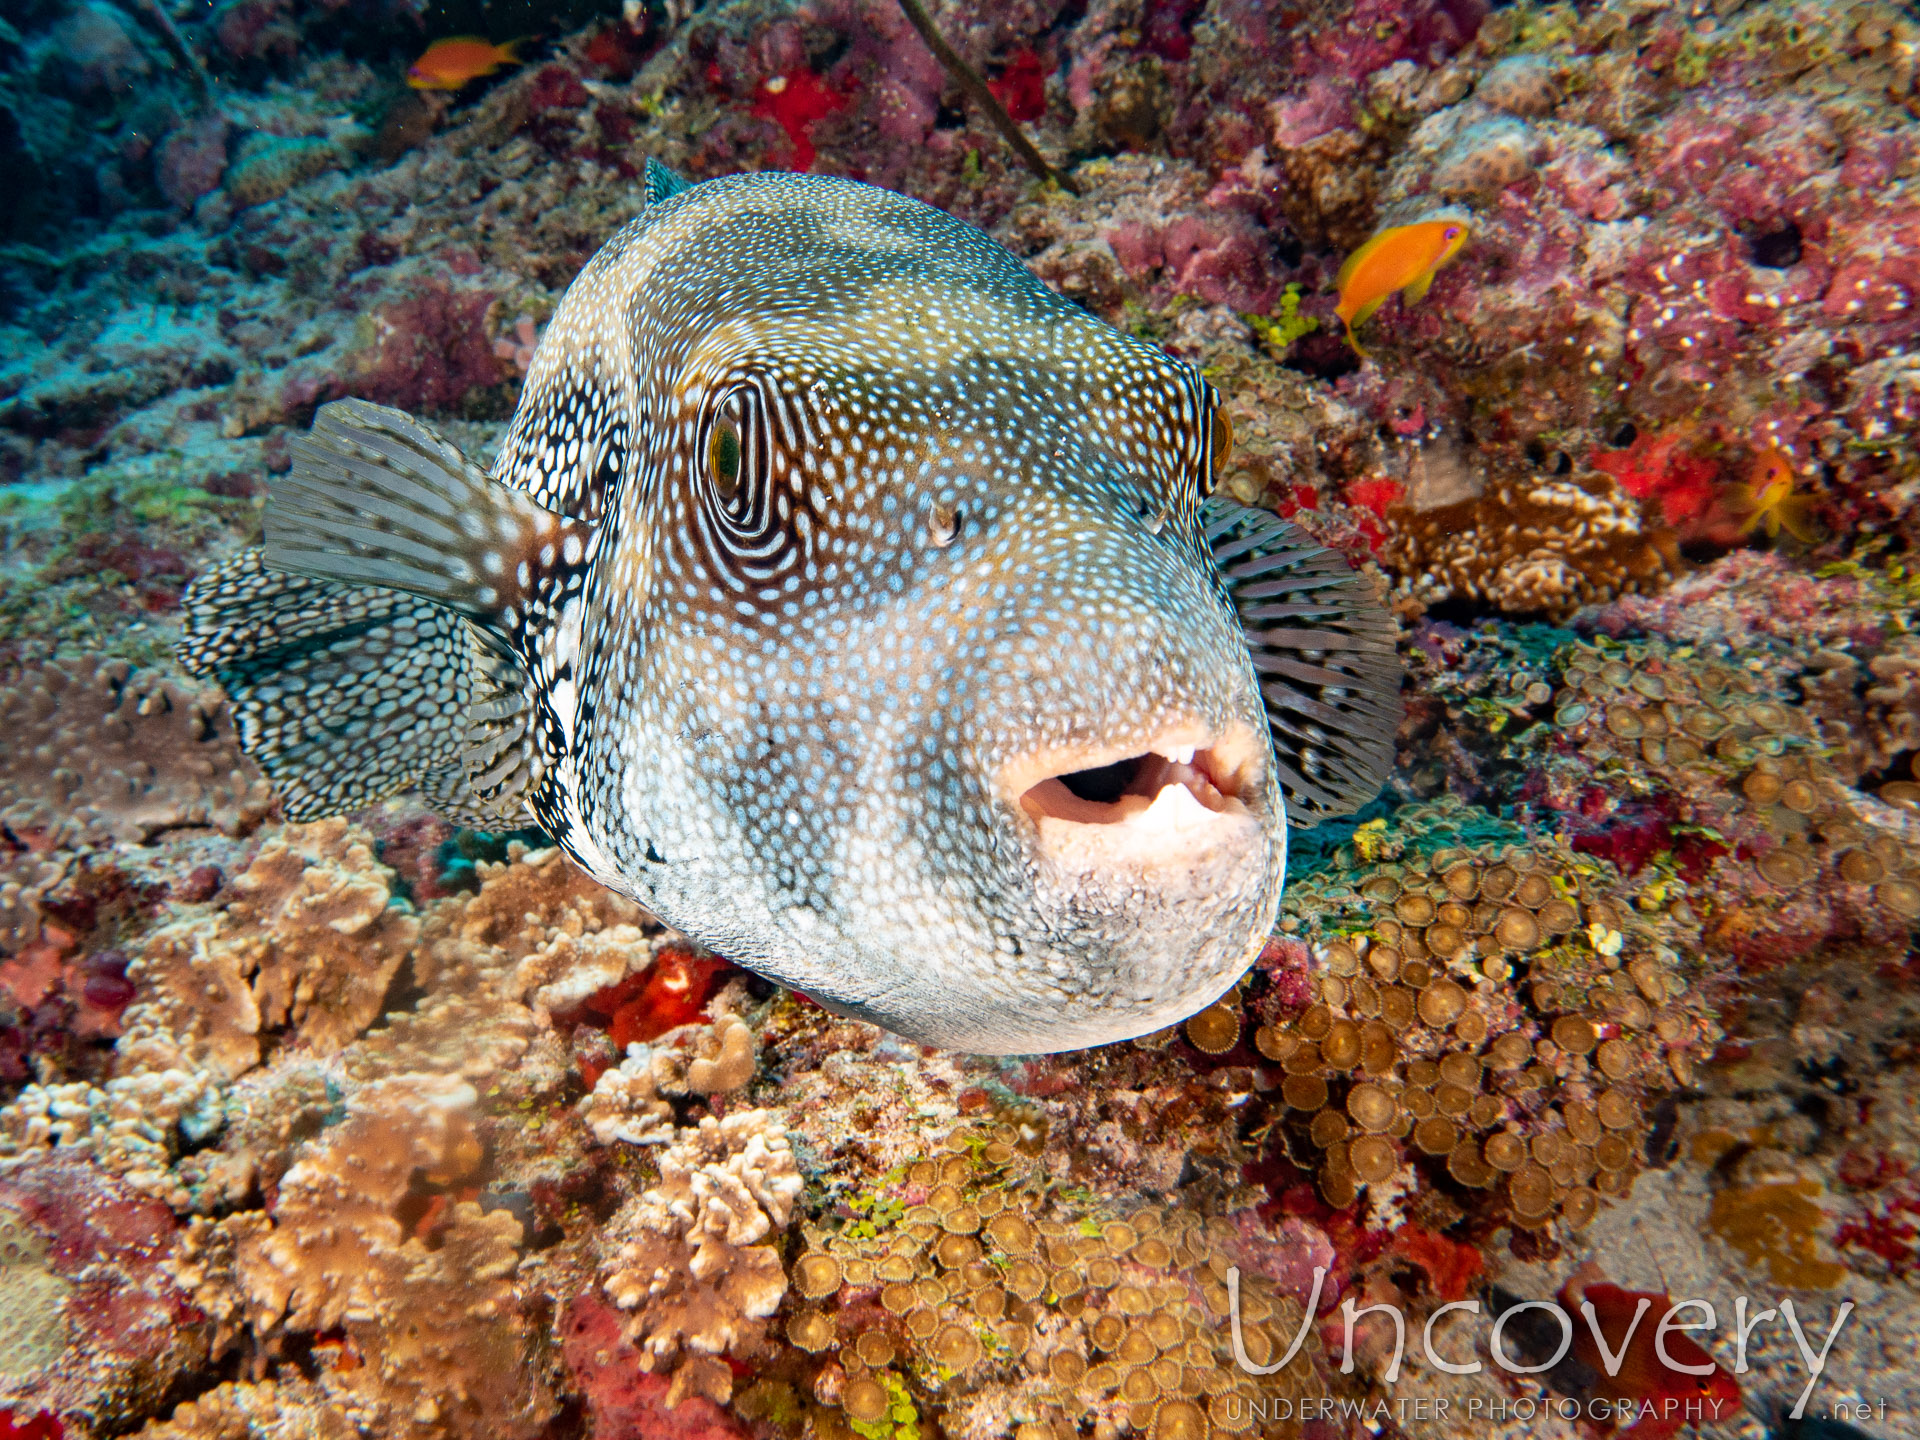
[708,416,742,500]
[1206,405,1235,495]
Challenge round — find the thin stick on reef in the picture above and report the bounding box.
[894,0,1081,196]
[115,0,214,104]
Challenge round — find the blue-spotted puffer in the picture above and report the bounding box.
[180,163,1400,1054]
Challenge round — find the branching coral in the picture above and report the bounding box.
[0,658,272,848]
[579,1051,676,1148]
[179,1073,557,1439]
[116,819,417,1081]
[603,1108,802,1397]
[579,1013,761,1146]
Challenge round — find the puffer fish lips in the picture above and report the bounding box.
[594,321,1281,1054]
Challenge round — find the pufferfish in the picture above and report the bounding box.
[179,162,1401,1054]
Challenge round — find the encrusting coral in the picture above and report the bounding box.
[0,658,272,849]
[171,1073,558,1440]
[0,822,421,1209]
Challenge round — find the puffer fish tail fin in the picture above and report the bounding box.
[177,551,525,827]
[644,157,693,206]
[182,397,596,826]
[1204,499,1404,826]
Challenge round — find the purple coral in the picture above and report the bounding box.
[155,116,230,211]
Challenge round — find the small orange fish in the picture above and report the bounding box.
[1726,445,1819,543]
[1335,218,1470,356]
[407,36,524,91]
[1562,1279,1744,1440]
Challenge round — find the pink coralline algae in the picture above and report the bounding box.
[155,117,230,212]
[0,1161,204,1430]
[345,279,506,416]
[560,1295,749,1440]
[1109,213,1280,313]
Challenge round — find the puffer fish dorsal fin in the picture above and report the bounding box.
[1204,498,1404,825]
[644,157,693,207]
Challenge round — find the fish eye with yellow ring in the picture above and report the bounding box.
[708,414,742,501]
[1206,404,1234,496]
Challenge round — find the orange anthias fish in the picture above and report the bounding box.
[1726,445,1820,543]
[1335,218,1470,357]
[407,36,524,91]
[1560,1279,1744,1440]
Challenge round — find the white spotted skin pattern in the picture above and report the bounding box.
[498,172,1283,1053]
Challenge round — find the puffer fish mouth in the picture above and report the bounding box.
[1005,721,1268,870]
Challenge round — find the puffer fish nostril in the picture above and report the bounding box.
[928,502,961,548]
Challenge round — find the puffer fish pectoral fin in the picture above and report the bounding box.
[1203,498,1404,827]
[644,157,693,206]
[177,550,528,828]
[459,621,544,820]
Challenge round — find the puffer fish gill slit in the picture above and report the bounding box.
[180,162,1402,1054]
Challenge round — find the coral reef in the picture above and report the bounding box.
[117,819,416,1078]
[1,0,1919,1433]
